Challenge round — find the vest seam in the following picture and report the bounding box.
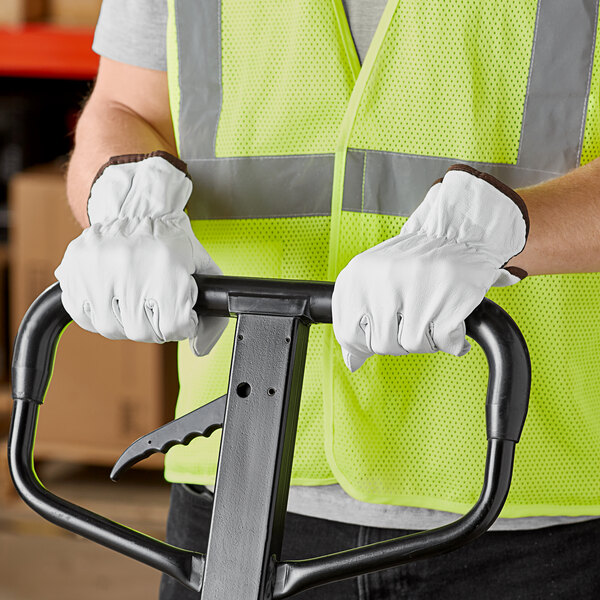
[361,151,367,212]
[212,0,223,157]
[175,0,182,151]
[168,0,182,154]
[350,147,519,167]
[190,212,332,220]
[577,0,600,166]
[351,207,408,217]
[350,147,561,177]
[184,153,335,162]
[331,0,361,80]
[327,0,399,280]
[516,0,541,166]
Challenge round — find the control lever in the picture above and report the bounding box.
[110,394,226,481]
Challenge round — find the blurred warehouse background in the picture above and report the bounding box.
[0,3,178,598]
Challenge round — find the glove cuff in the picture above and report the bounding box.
[87,151,191,224]
[504,265,528,280]
[446,164,530,239]
[404,164,529,273]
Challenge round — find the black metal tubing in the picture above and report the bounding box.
[193,274,334,323]
[269,293,531,598]
[8,400,205,590]
[273,439,514,598]
[8,283,205,592]
[467,299,531,442]
[11,283,71,404]
[8,276,530,599]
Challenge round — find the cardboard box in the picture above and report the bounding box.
[8,164,178,467]
[0,0,44,25]
[47,0,102,27]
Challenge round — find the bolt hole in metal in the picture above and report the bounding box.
[267,388,276,396]
[236,382,252,398]
[238,334,244,341]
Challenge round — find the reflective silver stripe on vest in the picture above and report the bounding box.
[349,0,600,217]
[175,0,221,158]
[175,0,599,220]
[518,0,599,172]
[354,150,563,218]
[186,151,563,220]
[186,155,335,220]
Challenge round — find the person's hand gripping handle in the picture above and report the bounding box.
[55,151,227,355]
[333,165,530,371]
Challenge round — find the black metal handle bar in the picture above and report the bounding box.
[192,274,530,443]
[8,275,530,598]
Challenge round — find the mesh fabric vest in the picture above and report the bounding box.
[164,0,600,518]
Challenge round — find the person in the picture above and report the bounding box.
[56,1,600,597]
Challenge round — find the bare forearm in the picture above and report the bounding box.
[506,158,600,276]
[66,58,176,228]
[67,101,176,227]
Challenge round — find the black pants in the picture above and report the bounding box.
[159,484,600,599]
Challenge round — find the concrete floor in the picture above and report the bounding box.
[0,462,172,600]
[0,529,163,600]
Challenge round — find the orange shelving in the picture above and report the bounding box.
[0,24,98,79]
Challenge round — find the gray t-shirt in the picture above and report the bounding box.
[93,0,168,70]
[91,1,596,532]
[93,0,384,70]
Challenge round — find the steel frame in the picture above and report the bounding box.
[8,275,531,598]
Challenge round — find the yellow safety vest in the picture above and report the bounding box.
[164,0,600,519]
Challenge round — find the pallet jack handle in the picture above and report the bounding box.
[8,275,530,598]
